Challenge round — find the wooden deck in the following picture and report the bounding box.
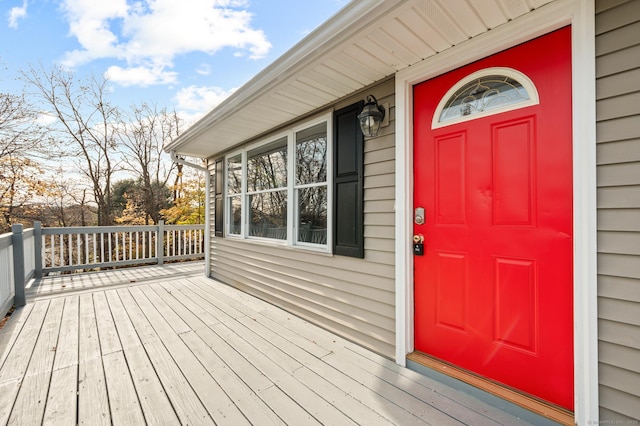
[0,263,535,425]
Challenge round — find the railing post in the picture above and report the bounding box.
[34,221,42,279]
[157,220,164,266]
[12,224,26,307]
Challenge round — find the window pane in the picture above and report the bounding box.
[248,137,288,191]
[440,75,530,123]
[228,196,242,235]
[297,186,327,245]
[227,154,242,194]
[296,123,327,185]
[249,191,287,240]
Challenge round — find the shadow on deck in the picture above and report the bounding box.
[0,262,539,425]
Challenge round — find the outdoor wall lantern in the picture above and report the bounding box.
[358,95,386,137]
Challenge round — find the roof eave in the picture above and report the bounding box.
[164,0,404,156]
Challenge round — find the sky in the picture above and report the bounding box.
[0,0,348,123]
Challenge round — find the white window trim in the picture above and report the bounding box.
[291,115,333,252]
[224,113,333,253]
[431,67,540,129]
[223,149,244,239]
[394,0,598,424]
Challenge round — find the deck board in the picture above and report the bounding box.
[43,295,80,426]
[94,291,123,355]
[0,262,540,425]
[104,290,181,425]
[78,293,111,426]
[0,301,49,425]
[0,302,34,368]
[52,296,79,371]
[117,287,214,425]
[102,350,146,425]
[43,365,78,425]
[128,285,250,425]
[149,282,285,425]
[180,330,285,426]
[188,277,452,425]
[9,297,64,425]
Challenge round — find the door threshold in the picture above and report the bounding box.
[407,352,574,426]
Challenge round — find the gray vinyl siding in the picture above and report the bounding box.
[207,79,397,358]
[596,0,640,421]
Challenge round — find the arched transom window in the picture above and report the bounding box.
[432,67,539,129]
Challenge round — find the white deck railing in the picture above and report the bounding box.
[0,225,36,318]
[42,221,204,273]
[0,231,16,318]
[0,221,204,315]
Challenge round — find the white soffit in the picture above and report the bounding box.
[167,0,555,157]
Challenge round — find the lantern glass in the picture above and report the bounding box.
[357,95,385,137]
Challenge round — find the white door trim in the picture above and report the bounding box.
[394,0,598,423]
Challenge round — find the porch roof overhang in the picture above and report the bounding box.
[164,0,555,158]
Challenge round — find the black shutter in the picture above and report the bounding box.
[214,159,224,237]
[333,101,364,258]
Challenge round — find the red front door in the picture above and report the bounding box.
[413,28,573,410]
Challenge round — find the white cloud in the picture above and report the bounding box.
[196,64,212,76]
[105,64,177,86]
[174,85,236,113]
[8,1,28,28]
[59,0,271,86]
[36,111,57,126]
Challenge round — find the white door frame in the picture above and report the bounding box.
[394,0,598,423]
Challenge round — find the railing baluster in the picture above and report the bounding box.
[59,234,64,267]
[51,234,54,268]
[67,233,72,266]
[84,233,89,265]
[51,234,55,268]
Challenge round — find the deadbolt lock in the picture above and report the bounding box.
[415,207,425,225]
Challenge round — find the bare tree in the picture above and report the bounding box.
[0,92,45,160]
[40,166,96,227]
[22,65,118,226]
[116,103,177,224]
[0,88,52,230]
